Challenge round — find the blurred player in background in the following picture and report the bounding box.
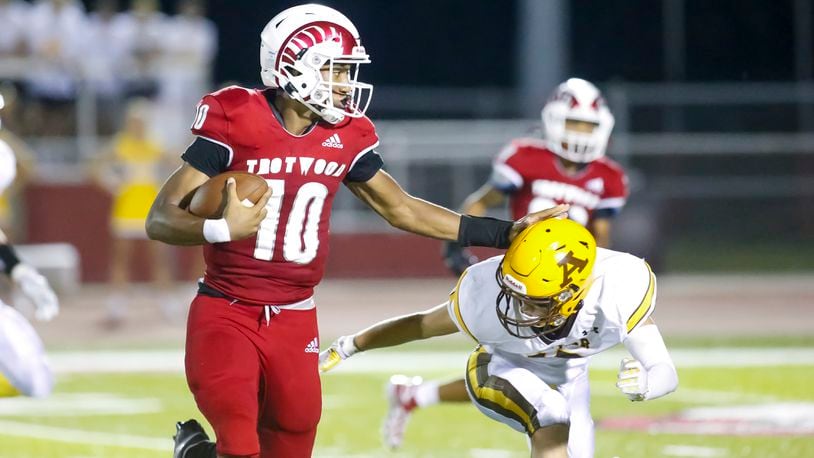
[445,78,627,273]
[90,99,173,326]
[146,5,566,458]
[0,93,60,399]
[320,219,678,458]
[386,78,630,449]
[0,87,35,241]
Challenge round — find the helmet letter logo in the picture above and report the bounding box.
[558,251,588,288]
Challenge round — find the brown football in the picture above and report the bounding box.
[187,171,269,219]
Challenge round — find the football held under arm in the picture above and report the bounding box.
[146,97,232,245]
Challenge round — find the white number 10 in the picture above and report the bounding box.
[253,179,328,264]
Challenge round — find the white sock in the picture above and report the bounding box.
[414,380,440,407]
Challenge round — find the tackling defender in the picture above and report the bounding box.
[0,94,60,399]
[401,78,630,449]
[146,4,566,458]
[320,218,678,458]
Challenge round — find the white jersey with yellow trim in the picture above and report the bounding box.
[447,248,656,385]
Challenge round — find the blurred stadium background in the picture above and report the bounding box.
[1,0,813,457]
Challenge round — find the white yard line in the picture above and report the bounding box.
[0,419,169,452]
[47,347,814,374]
[0,393,162,417]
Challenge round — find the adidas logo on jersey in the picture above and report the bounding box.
[322,134,344,149]
[305,337,320,353]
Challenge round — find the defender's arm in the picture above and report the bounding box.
[460,183,507,217]
[589,217,613,248]
[319,303,458,372]
[618,318,678,401]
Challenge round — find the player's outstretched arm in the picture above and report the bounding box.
[617,318,678,401]
[146,163,271,245]
[347,170,568,248]
[443,184,508,275]
[319,303,459,372]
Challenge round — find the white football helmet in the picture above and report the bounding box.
[542,78,614,163]
[260,4,372,124]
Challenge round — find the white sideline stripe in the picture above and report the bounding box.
[662,444,729,457]
[47,347,814,374]
[0,420,169,451]
[0,393,162,417]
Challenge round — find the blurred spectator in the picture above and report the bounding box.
[89,99,173,326]
[83,0,132,135]
[0,0,30,57]
[22,0,87,136]
[116,0,165,98]
[153,0,216,149]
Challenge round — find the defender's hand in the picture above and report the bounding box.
[11,263,59,321]
[319,335,358,373]
[616,357,648,401]
[442,241,477,276]
[508,204,570,243]
[222,178,272,241]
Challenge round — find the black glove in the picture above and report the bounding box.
[442,241,478,276]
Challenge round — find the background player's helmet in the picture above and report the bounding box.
[259,4,372,124]
[542,78,615,163]
[495,218,597,339]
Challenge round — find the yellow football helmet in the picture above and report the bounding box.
[496,218,597,339]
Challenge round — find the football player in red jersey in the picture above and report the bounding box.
[145,5,567,458]
[385,78,630,450]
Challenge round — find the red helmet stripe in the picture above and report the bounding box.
[274,21,360,84]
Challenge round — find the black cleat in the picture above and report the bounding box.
[173,419,212,458]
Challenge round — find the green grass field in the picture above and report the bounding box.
[2,344,813,458]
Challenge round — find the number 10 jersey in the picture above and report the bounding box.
[183,86,383,305]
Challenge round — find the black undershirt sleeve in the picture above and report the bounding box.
[181,137,231,177]
[344,150,384,183]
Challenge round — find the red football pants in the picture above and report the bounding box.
[185,294,322,457]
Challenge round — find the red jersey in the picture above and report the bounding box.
[491,138,628,225]
[186,86,381,305]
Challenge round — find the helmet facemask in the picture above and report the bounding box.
[493,218,597,340]
[495,266,586,339]
[558,119,602,161]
